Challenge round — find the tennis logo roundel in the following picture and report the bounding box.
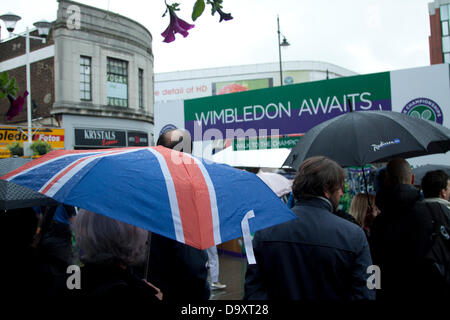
[401,97,443,124]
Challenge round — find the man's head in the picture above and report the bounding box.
[385,157,414,186]
[292,156,345,210]
[157,129,193,154]
[421,169,450,200]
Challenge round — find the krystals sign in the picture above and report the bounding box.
[75,129,126,147]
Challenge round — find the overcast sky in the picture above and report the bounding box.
[0,0,433,74]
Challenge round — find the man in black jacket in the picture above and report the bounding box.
[244,156,375,300]
[147,129,210,301]
[370,157,448,301]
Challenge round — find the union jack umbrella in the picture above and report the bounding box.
[1,147,296,261]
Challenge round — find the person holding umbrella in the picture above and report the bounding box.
[244,156,375,300]
[370,158,448,301]
[147,129,211,301]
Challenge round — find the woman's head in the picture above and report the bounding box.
[73,209,148,266]
[349,193,380,228]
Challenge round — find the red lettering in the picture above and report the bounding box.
[102,139,118,146]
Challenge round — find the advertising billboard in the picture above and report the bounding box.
[184,71,391,140]
[154,64,450,166]
[0,126,65,158]
[212,78,273,95]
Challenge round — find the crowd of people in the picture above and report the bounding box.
[1,129,449,301]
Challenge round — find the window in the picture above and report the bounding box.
[441,4,449,21]
[442,36,450,53]
[441,5,450,62]
[106,57,128,107]
[138,68,144,109]
[80,56,91,101]
[445,53,450,63]
[443,21,449,37]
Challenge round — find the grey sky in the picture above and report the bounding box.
[0,0,432,74]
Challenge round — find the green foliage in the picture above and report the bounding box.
[30,140,52,156]
[7,142,24,157]
[164,0,231,22]
[192,0,205,21]
[0,72,19,99]
[338,180,352,213]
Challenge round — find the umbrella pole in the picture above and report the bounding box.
[361,165,373,211]
[144,231,152,281]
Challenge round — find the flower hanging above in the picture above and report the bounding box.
[161,3,195,43]
[6,91,28,121]
[208,0,233,22]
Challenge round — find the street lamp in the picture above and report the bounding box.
[0,13,52,156]
[277,15,290,86]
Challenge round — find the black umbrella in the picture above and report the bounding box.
[0,157,57,210]
[283,110,450,208]
[283,110,450,169]
[412,164,450,185]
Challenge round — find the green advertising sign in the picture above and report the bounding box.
[185,72,391,140]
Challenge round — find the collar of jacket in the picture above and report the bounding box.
[295,195,334,212]
[375,184,421,212]
[423,197,450,208]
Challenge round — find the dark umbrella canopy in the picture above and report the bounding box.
[283,111,450,170]
[412,164,450,185]
[0,157,57,210]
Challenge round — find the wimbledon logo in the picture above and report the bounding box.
[401,97,443,124]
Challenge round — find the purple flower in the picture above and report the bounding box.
[216,7,233,22]
[161,6,195,43]
[6,91,28,121]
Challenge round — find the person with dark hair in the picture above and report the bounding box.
[147,129,210,301]
[370,158,449,301]
[156,128,193,153]
[244,156,375,300]
[421,169,450,212]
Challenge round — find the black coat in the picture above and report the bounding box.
[66,263,161,300]
[370,184,436,300]
[244,196,375,300]
[147,234,210,301]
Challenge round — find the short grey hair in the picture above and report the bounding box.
[73,209,148,266]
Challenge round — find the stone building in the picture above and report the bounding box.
[0,0,154,152]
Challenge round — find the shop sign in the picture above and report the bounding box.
[0,126,65,158]
[127,131,149,147]
[75,128,126,147]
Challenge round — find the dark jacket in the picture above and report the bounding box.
[148,233,210,301]
[244,196,375,300]
[370,184,442,300]
[67,263,161,300]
